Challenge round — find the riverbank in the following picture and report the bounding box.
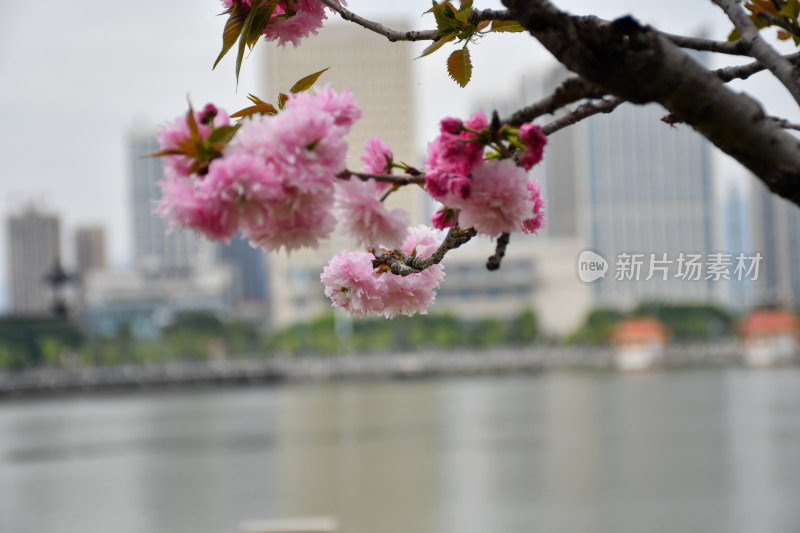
[0,342,752,398]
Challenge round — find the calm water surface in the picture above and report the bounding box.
[1,368,799,533]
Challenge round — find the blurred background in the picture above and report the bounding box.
[1,1,799,533]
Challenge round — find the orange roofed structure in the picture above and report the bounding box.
[739,310,799,367]
[611,317,668,371]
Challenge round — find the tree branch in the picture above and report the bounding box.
[320,1,514,43]
[337,169,425,186]
[503,76,607,126]
[486,233,510,271]
[540,97,624,135]
[371,227,478,276]
[713,0,800,106]
[320,0,438,41]
[504,0,800,207]
[659,32,751,55]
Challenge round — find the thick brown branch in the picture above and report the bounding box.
[713,0,800,105]
[503,76,608,126]
[504,0,800,207]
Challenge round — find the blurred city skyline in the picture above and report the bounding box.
[1,0,798,310]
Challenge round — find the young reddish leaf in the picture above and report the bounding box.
[214,8,248,70]
[490,20,525,32]
[417,32,457,58]
[278,92,289,109]
[230,103,279,118]
[289,67,330,93]
[447,47,472,87]
[476,20,491,31]
[246,93,269,105]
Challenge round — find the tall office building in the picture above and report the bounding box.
[74,226,106,274]
[129,132,216,276]
[262,21,422,328]
[6,208,61,315]
[217,235,269,317]
[533,65,716,309]
[749,178,800,308]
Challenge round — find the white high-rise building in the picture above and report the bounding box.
[262,21,422,328]
[129,132,217,276]
[749,178,800,308]
[6,208,61,315]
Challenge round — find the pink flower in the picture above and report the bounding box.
[157,176,240,242]
[335,178,409,247]
[263,0,328,47]
[361,137,393,175]
[431,207,458,229]
[521,179,547,235]
[456,159,533,236]
[247,200,336,252]
[518,123,547,170]
[287,85,361,130]
[321,250,387,317]
[200,153,282,229]
[401,224,441,257]
[425,111,487,176]
[157,106,230,177]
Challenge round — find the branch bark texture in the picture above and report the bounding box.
[503,0,800,206]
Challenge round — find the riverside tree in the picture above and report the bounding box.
[153,0,800,318]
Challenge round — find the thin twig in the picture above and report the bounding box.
[486,233,510,271]
[770,116,800,131]
[502,76,607,126]
[540,97,624,136]
[320,0,438,41]
[659,31,751,55]
[321,0,514,42]
[337,169,425,186]
[713,51,800,82]
[713,0,800,106]
[754,10,800,41]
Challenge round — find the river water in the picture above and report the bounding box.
[1,368,799,533]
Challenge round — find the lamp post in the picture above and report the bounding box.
[44,256,75,320]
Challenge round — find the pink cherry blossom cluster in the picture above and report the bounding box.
[220,0,342,47]
[321,225,446,318]
[424,112,547,236]
[333,136,408,247]
[155,86,361,252]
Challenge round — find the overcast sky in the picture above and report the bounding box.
[0,0,796,309]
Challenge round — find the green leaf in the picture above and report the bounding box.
[431,1,465,34]
[289,67,330,93]
[213,8,248,70]
[447,47,472,87]
[245,2,276,48]
[727,27,741,42]
[490,19,525,32]
[236,1,277,84]
[230,103,278,118]
[417,32,457,58]
[455,0,472,23]
[207,124,240,145]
